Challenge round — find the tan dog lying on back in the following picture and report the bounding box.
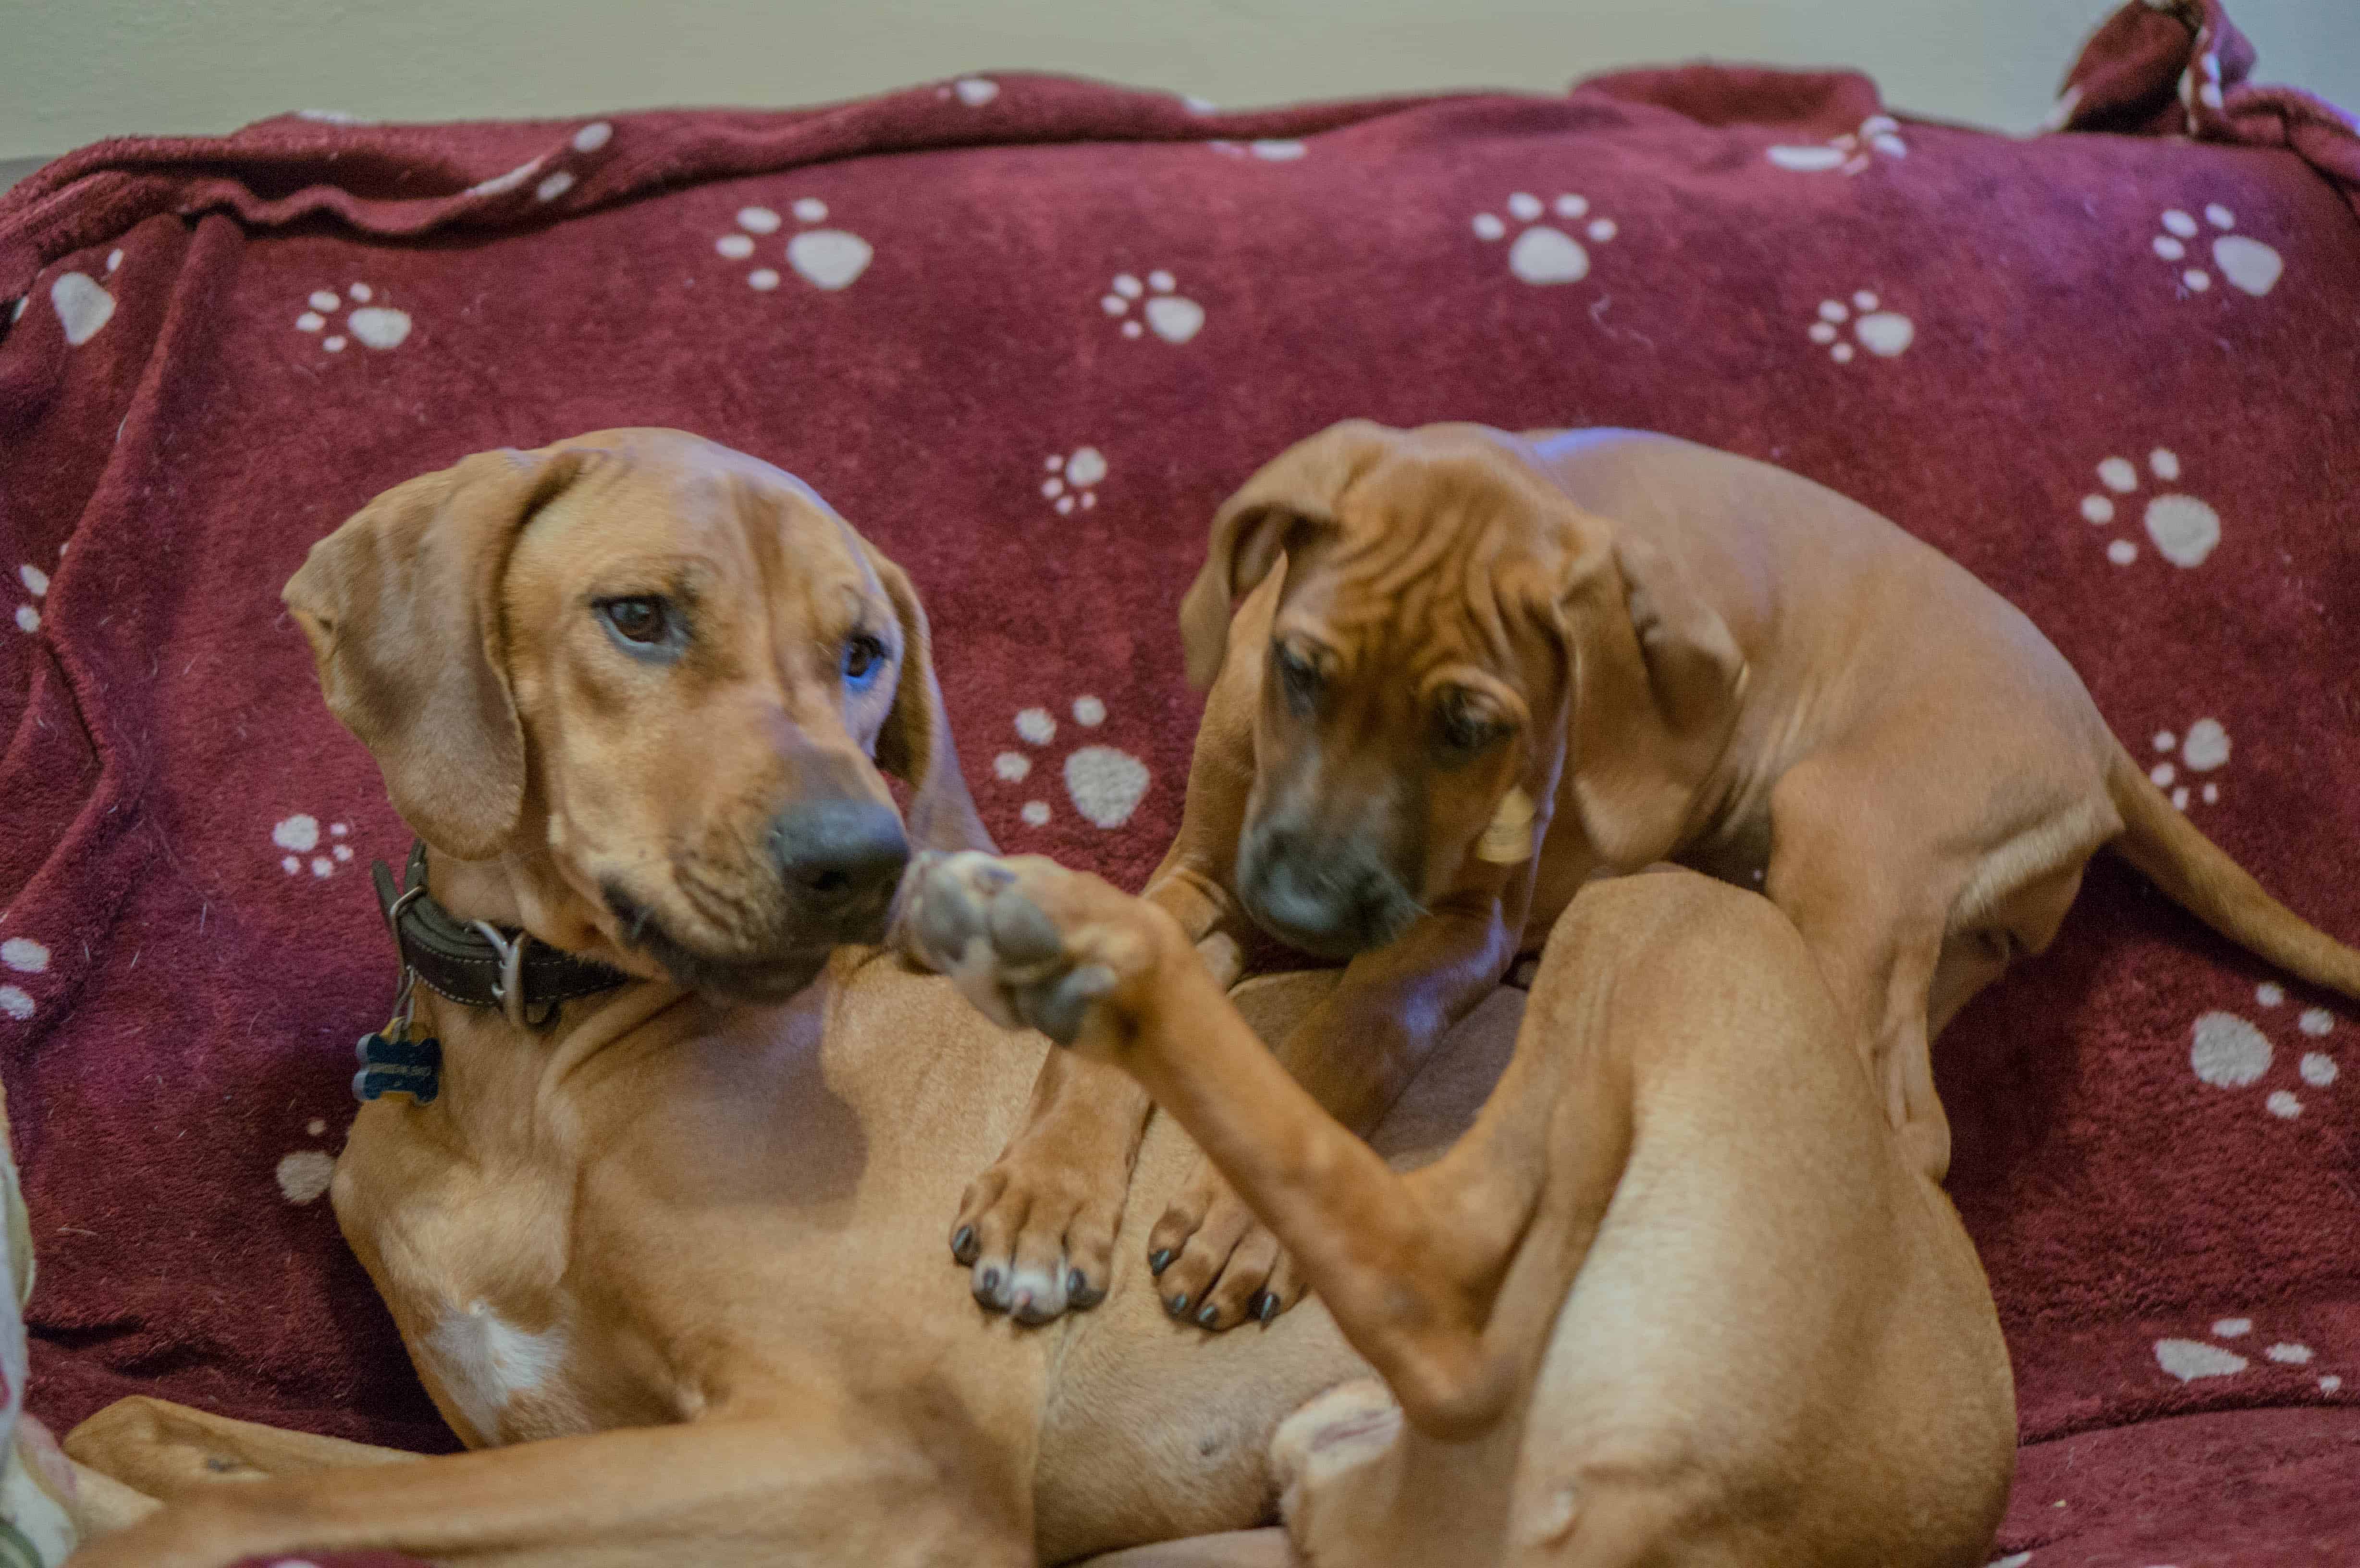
[60,430,1524,1568]
[954,420,2360,1330]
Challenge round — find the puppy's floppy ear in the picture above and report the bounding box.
[284,447,589,860]
[866,546,995,856]
[1178,420,1392,690]
[1560,527,1747,868]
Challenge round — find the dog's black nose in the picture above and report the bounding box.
[771,800,909,920]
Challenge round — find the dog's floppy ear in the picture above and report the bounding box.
[866,546,995,855]
[1560,528,1747,868]
[1178,420,1392,690]
[284,447,588,860]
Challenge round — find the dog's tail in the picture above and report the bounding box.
[2106,735,2360,1000]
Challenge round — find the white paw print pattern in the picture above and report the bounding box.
[1767,114,1907,175]
[1205,138,1306,160]
[1101,271,1204,343]
[715,201,873,293]
[274,814,356,880]
[2147,719,2230,813]
[48,245,122,346]
[276,1132,336,1205]
[2152,202,2282,298]
[2188,983,2338,1121]
[463,120,611,205]
[295,284,410,355]
[13,554,49,635]
[0,935,49,1024]
[1041,447,1106,514]
[993,698,1150,830]
[2078,447,2219,569]
[1806,290,1914,363]
[1470,193,1617,286]
[935,76,999,106]
[2155,1313,2338,1396]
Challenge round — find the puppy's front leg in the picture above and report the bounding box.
[1145,894,1524,1331]
[944,638,1262,1326]
[910,854,1549,1435]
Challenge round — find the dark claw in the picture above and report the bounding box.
[976,1266,1003,1303]
[1067,1268,1089,1300]
[1149,1249,1174,1276]
[951,1226,978,1264]
[1196,1302,1221,1328]
[1256,1292,1280,1324]
[1167,1292,1190,1318]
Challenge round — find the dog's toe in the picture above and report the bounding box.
[1018,963,1118,1046]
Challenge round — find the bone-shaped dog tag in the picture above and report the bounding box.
[353,1024,442,1105]
[1476,786,1537,865]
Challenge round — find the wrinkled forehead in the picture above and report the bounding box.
[527,432,883,605]
[1284,446,1562,675]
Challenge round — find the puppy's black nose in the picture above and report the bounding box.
[1242,835,1413,960]
[771,800,909,918]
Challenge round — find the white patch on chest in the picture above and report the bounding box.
[419,1300,569,1442]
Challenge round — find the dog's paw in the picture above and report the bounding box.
[1146,1160,1303,1331]
[949,1111,1130,1325]
[904,851,1172,1056]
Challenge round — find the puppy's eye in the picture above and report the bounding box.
[842,633,890,691]
[1438,695,1508,756]
[599,596,671,647]
[1272,640,1322,713]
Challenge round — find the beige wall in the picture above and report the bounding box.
[2,0,2354,163]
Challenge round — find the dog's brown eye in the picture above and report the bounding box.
[1439,695,1506,755]
[599,596,670,646]
[1273,640,1321,713]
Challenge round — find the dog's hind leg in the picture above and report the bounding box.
[65,1396,420,1501]
[65,1399,1034,1568]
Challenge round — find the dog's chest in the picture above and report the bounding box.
[338,1101,609,1445]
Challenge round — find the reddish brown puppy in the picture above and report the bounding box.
[955,420,2360,1329]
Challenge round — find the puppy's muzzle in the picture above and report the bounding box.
[772,799,910,945]
[1240,829,1421,960]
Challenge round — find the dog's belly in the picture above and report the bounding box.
[336,959,1505,1558]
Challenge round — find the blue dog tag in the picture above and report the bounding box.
[353,1028,441,1104]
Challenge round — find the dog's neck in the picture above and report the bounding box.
[420,839,651,981]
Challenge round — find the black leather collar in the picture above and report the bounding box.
[372,842,632,1029]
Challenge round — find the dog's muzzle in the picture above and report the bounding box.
[771,798,910,945]
[1239,828,1422,960]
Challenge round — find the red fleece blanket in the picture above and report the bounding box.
[2,1,2355,1561]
